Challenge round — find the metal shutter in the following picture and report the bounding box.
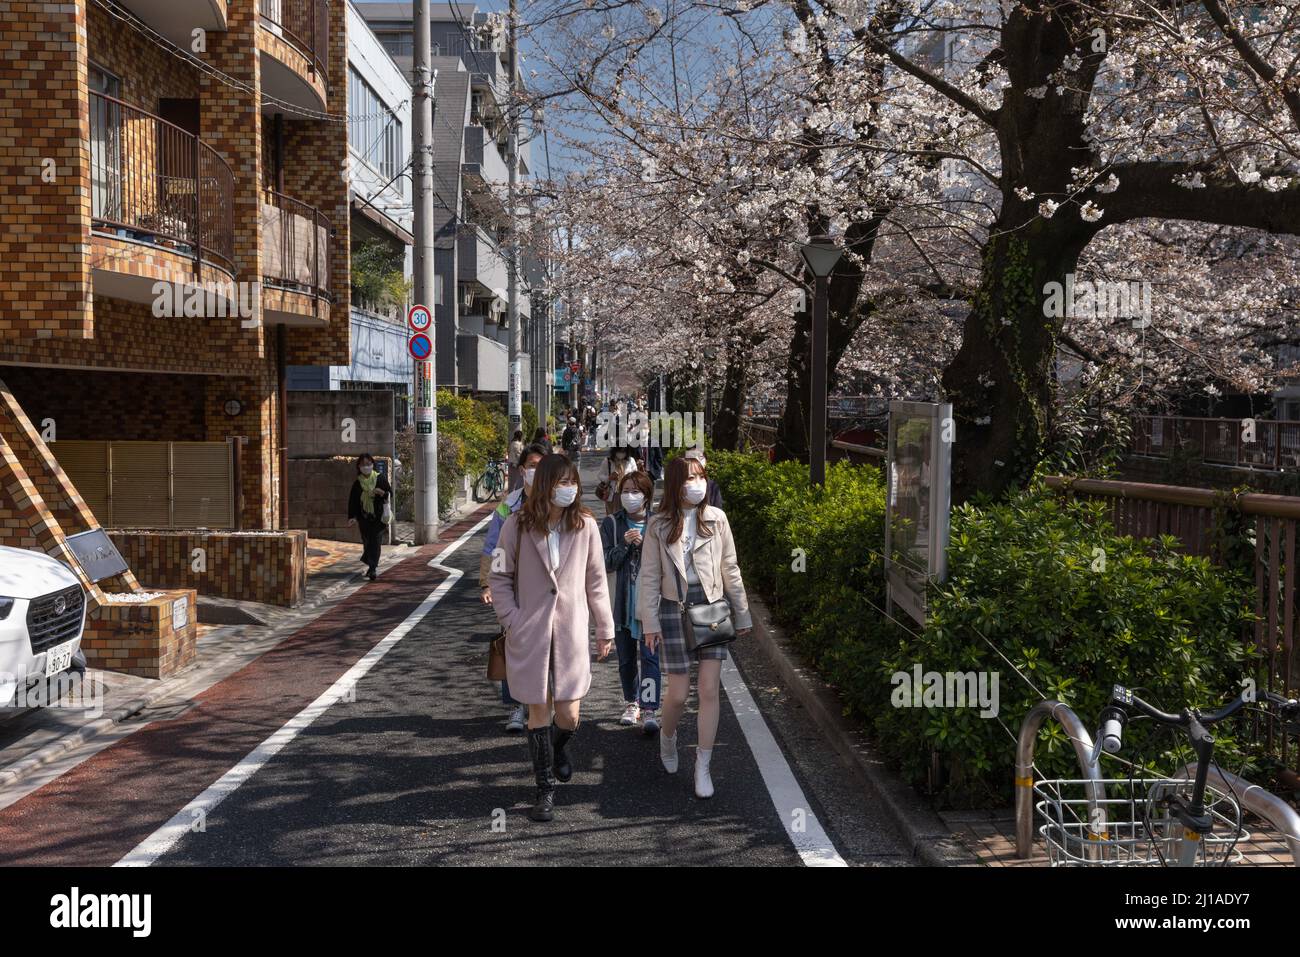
[171,442,233,527]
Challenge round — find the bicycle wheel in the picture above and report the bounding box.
[472,471,490,503]
[488,468,505,501]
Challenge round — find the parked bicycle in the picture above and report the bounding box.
[473,458,509,503]
[1033,684,1299,866]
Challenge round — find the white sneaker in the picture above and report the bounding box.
[619,701,640,726]
[659,730,679,774]
[694,748,714,799]
[504,705,526,733]
[642,709,660,735]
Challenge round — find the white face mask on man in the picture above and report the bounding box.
[683,479,707,505]
[552,484,578,508]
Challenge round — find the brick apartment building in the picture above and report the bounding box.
[0,0,350,675]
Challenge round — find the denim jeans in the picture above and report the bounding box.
[614,626,661,710]
[501,679,517,706]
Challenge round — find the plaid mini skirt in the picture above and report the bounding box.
[657,581,728,674]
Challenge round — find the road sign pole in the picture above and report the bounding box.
[412,0,438,544]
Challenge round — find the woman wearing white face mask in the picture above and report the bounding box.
[638,455,752,799]
[347,453,390,580]
[490,453,614,822]
[596,445,639,516]
[480,443,548,733]
[600,471,661,732]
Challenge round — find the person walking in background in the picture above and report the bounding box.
[489,454,614,822]
[596,445,640,517]
[638,455,751,799]
[481,443,549,732]
[562,417,580,456]
[347,453,390,581]
[530,426,552,455]
[507,430,525,491]
[601,470,660,733]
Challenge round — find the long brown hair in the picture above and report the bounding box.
[655,455,713,544]
[518,453,591,534]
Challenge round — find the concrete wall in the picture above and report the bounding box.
[287,389,395,459]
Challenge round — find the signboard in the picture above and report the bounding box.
[407,304,432,333]
[883,401,952,626]
[508,359,521,418]
[554,368,568,387]
[570,361,580,374]
[414,360,433,410]
[408,333,432,360]
[416,421,433,435]
[65,528,130,583]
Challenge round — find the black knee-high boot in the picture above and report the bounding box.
[552,722,578,783]
[526,726,556,822]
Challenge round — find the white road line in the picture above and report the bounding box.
[115,513,494,868]
[721,656,848,867]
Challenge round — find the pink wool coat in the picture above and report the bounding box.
[489,512,615,705]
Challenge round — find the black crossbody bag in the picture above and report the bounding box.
[676,523,737,653]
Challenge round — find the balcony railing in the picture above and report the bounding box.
[261,188,331,301]
[89,91,235,273]
[261,0,330,85]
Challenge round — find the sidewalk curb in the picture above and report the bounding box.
[0,500,495,796]
[745,592,978,867]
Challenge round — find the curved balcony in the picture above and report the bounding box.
[259,0,330,112]
[261,189,332,325]
[89,92,235,302]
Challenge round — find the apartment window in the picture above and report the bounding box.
[348,67,403,180]
[377,31,413,59]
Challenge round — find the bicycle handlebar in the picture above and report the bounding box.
[1105,684,1299,738]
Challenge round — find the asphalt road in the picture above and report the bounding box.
[0,454,912,867]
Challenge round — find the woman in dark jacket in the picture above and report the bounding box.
[600,470,661,733]
[347,452,390,580]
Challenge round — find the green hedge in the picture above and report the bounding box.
[709,451,1257,808]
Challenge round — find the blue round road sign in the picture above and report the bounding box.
[408,333,432,360]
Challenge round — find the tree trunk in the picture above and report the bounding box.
[941,226,1088,503]
[712,352,747,451]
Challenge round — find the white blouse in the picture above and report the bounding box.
[682,507,700,584]
[547,529,561,571]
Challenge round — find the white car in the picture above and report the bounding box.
[0,546,88,707]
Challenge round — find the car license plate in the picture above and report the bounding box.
[44,641,74,678]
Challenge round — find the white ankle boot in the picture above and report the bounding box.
[659,730,679,774]
[694,747,714,799]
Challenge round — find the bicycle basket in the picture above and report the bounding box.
[1033,777,1248,867]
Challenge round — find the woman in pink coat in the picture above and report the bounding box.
[489,453,615,822]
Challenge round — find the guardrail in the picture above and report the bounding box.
[89,91,235,273]
[1046,475,1298,771]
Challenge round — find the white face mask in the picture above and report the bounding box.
[552,485,578,508]
[360,465,374,476]
[621,491,645,513]
[684,479,707,505]
[523,467,537,487]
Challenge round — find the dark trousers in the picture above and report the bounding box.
[359,518,383,571]
[614,626,661,709]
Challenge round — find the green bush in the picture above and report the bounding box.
[711,452,1258,808]
[523,402,538,444]
[437,389,507,480]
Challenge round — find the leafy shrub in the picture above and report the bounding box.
[437,389,507,480]
[712,452,1257,808]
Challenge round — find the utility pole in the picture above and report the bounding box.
[412,0,439,543]
[505,0,523,437]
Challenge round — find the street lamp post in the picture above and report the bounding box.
[799,236,842,486]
